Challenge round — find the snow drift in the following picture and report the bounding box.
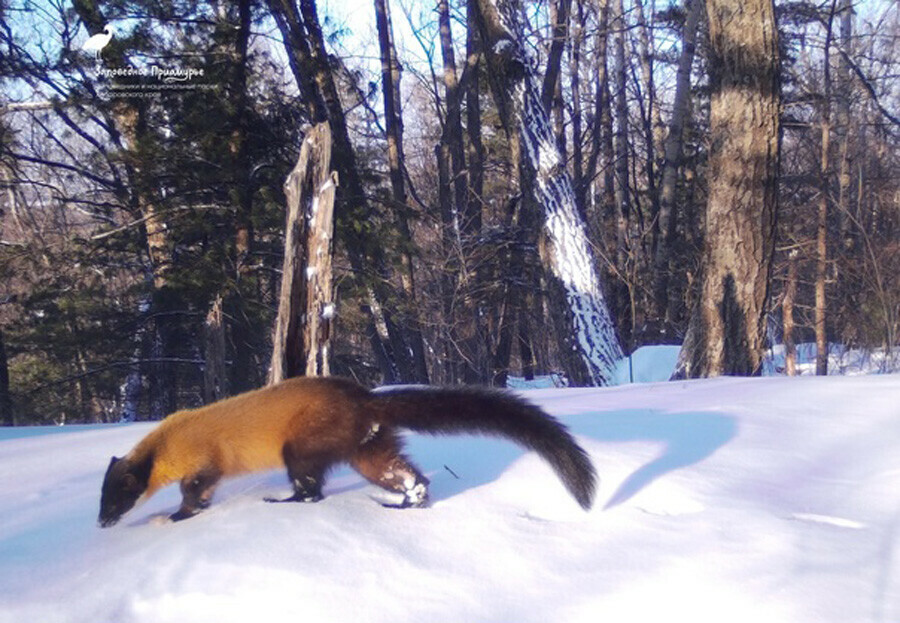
[0,374,898,623]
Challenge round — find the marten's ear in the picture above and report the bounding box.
[108,456,120,469]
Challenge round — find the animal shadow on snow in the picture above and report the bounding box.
[398,408,736,510]
[565,409,737,509]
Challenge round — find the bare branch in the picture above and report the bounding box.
[835,47,900,128]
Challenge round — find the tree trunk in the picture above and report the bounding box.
[672,0,780,379]
[541,0,572,112]
[465,2,485,234]
[473,0,624,386]
[0,328,12,426]
[815,124,830,377]
[204,295,228,403]
[437,0,468,237]
[835,0,852,246]
[118,295,150,422]
[227,0,253,278]
[374,0,405,210]
[517,305,536,380]
[267,0,426,384]
[465,0,494,383]
[267,0,326,121]
[612,0,632,348]
[269,123,335,384]
[225,0,258,394]
[544,0,571,162]
[303,170,336,378]
[652,0,702,334]
[634,0,662,249]
[582,0,612,226]
[373,0,430,383]
[570,0,585,216]
[437,0,472,382]
[783,250,798,376]
[816,2,837,377]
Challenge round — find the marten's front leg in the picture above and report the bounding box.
[170,468,221,522]
[265,445,330,503]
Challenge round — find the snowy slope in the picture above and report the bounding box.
[0,375,898,623]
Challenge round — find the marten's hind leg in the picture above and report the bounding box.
[266,445,331,503]
[350,426,429,508]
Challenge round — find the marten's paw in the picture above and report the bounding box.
[264,492,324,504]
[380,483,429,509]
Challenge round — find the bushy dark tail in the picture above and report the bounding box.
[368,387,597,509]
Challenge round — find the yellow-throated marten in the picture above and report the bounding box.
[98,377,596,526]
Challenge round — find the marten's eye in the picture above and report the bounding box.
[121,473,138,492]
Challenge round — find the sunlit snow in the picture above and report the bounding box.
[1,363,897,623]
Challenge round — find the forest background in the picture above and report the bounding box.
[0,0,897,424]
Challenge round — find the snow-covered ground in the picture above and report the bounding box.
[762,342,900,377]
[1,374,899,623]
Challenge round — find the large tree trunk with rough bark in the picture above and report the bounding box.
[673,0,780,378]
[473,0,623,386]
[269,123,336,385]
[303,164,337,378]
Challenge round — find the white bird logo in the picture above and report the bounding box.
[82,24,114,62]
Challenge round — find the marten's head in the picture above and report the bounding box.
[98,455,151,527]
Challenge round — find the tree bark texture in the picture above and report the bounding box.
[635,0,662,240]
[222,0,258,394]
[611,0,632,347]
[582,0,611,221]
[374,0,430,383]
[0,328,12,426]
[267,0,427,383]
[225,0,254,278]
[783,250,798,376]
[541,0,572,112]
[203,295,228,403]
[269,123,336,385]
[474,0,624,386]
[653,0,702,332]
[570,0,585,215]
[816,2,837,377]
[673,0,780,378]
[465,2,485,234]
[835,0,852,245]
[438,0,484,383]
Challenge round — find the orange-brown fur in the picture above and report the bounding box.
[130,377,375,498]
[99,376,596,526]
